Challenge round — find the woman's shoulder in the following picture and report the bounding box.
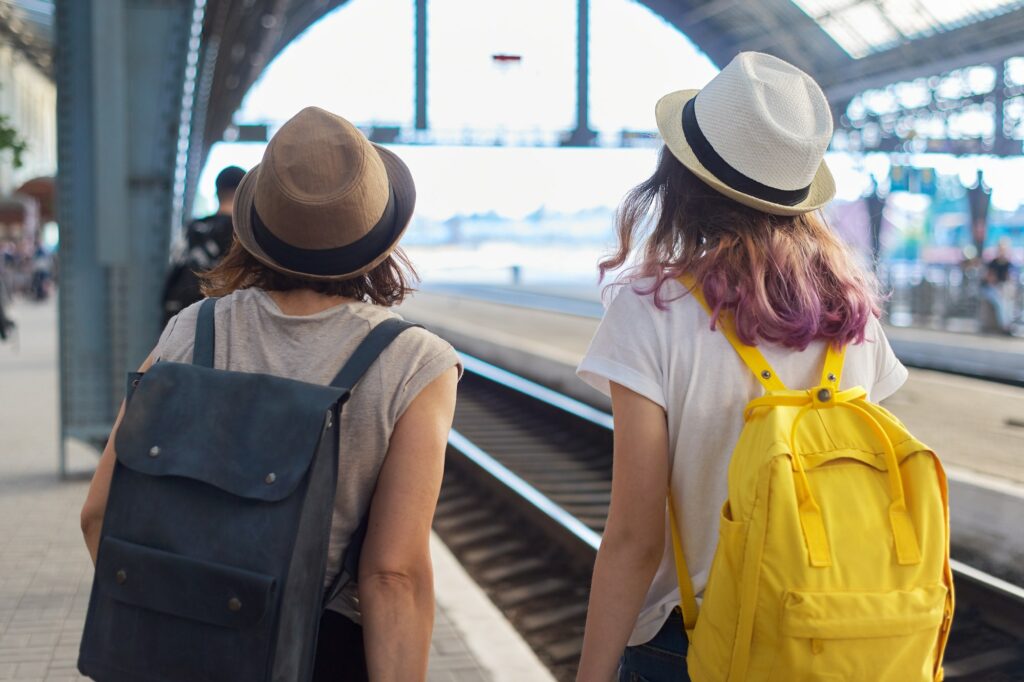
[603,276,701,324]
[352,304,458,364]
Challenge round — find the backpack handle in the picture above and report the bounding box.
[785,398,923,567]
[838,400,923,565]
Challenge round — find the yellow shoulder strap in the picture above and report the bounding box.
[668,492,699,638]
[676,275,787,392]
[820,341,846,388]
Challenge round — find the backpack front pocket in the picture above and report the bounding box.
[688,502,748,680]
[768,585,948,682]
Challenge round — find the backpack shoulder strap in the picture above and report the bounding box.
[192,297,219,367]
[820,342,846,389]
[322,317,420,608]
[330,318,420,390]
[668,493,699,640]
[677,275,787,392]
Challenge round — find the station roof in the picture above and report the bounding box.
[199,0,1024,156]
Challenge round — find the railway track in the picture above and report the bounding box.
[432,352,1024,681]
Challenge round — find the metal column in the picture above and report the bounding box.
[566,0,595,146]
[56,0,109,470]
[415,0,428,131]
[55,0,193,475]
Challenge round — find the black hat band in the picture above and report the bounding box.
[682,97,810,206]
[251,185,398,277]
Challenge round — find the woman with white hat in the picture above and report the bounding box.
[80,107,461,681]
[575,53,907,681]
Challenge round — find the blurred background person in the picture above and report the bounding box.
[160,165,246,324]
[980,238,1015,334]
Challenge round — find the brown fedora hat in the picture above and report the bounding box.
[233,106,416,281]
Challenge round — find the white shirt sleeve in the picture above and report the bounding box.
[868,317,908,403]
[577,286,666,408]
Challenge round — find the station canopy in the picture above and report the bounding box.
[791,0,1024,59]
[200,0,1024,155]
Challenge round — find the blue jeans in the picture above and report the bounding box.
[618,609,690,682]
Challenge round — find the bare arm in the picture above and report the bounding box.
[81,353,157,564]
[359,366,458,682]
[577,382,671,682]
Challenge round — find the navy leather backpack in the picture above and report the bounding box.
[79,298,416,681]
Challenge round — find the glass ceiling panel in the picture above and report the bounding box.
[791,0,1024,59]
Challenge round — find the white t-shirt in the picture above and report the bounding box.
[577,277,908,646]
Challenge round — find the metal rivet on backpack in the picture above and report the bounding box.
[228,597,242,612]
[115,569,127,585]
[265,473,276,485]
[131,378,140,388]
[827,373,837,383]
[148,446,160,458]
[817,388,832,402]
[761,370,772,380]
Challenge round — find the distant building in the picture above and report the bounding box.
[0,40,55,193]
[0,0,56,244]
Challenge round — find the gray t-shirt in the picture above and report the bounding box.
[154,288,461,621]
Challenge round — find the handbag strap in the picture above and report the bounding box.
[192,297,219,367]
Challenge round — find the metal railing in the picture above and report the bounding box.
[877,262,1021,334]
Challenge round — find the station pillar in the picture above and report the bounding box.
[55,0,193,474]
[566,0,596,146]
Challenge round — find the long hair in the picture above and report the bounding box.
[201,240,418,307]
[600,147,880,350]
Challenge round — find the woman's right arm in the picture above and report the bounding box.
[358,366,458,682]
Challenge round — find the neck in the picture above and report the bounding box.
[266,288,356,316]
[217,198,233,215]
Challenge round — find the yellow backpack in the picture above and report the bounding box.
[669,278,954,682]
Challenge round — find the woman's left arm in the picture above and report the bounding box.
[576,381,671,682]
[80,352,157,564]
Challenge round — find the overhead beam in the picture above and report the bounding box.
[820,10,1024,99]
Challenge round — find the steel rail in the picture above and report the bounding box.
[448,428,602,552]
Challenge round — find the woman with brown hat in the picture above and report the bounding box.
[575,53,908,681]
[80,107,461,681]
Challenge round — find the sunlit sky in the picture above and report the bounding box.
[196,0,1024,219]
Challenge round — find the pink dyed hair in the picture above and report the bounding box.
[600,147,881,350]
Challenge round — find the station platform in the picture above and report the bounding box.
[0,299,553,682]
[421,282,1024,385]
[398,289,1024,580]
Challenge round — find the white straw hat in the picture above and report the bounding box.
[655,51,835,216]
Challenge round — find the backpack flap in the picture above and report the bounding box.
[95,536,275,630]
[115,361,346,502]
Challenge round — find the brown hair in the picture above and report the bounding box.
[601,146,880,350]
[201,239,418,306]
